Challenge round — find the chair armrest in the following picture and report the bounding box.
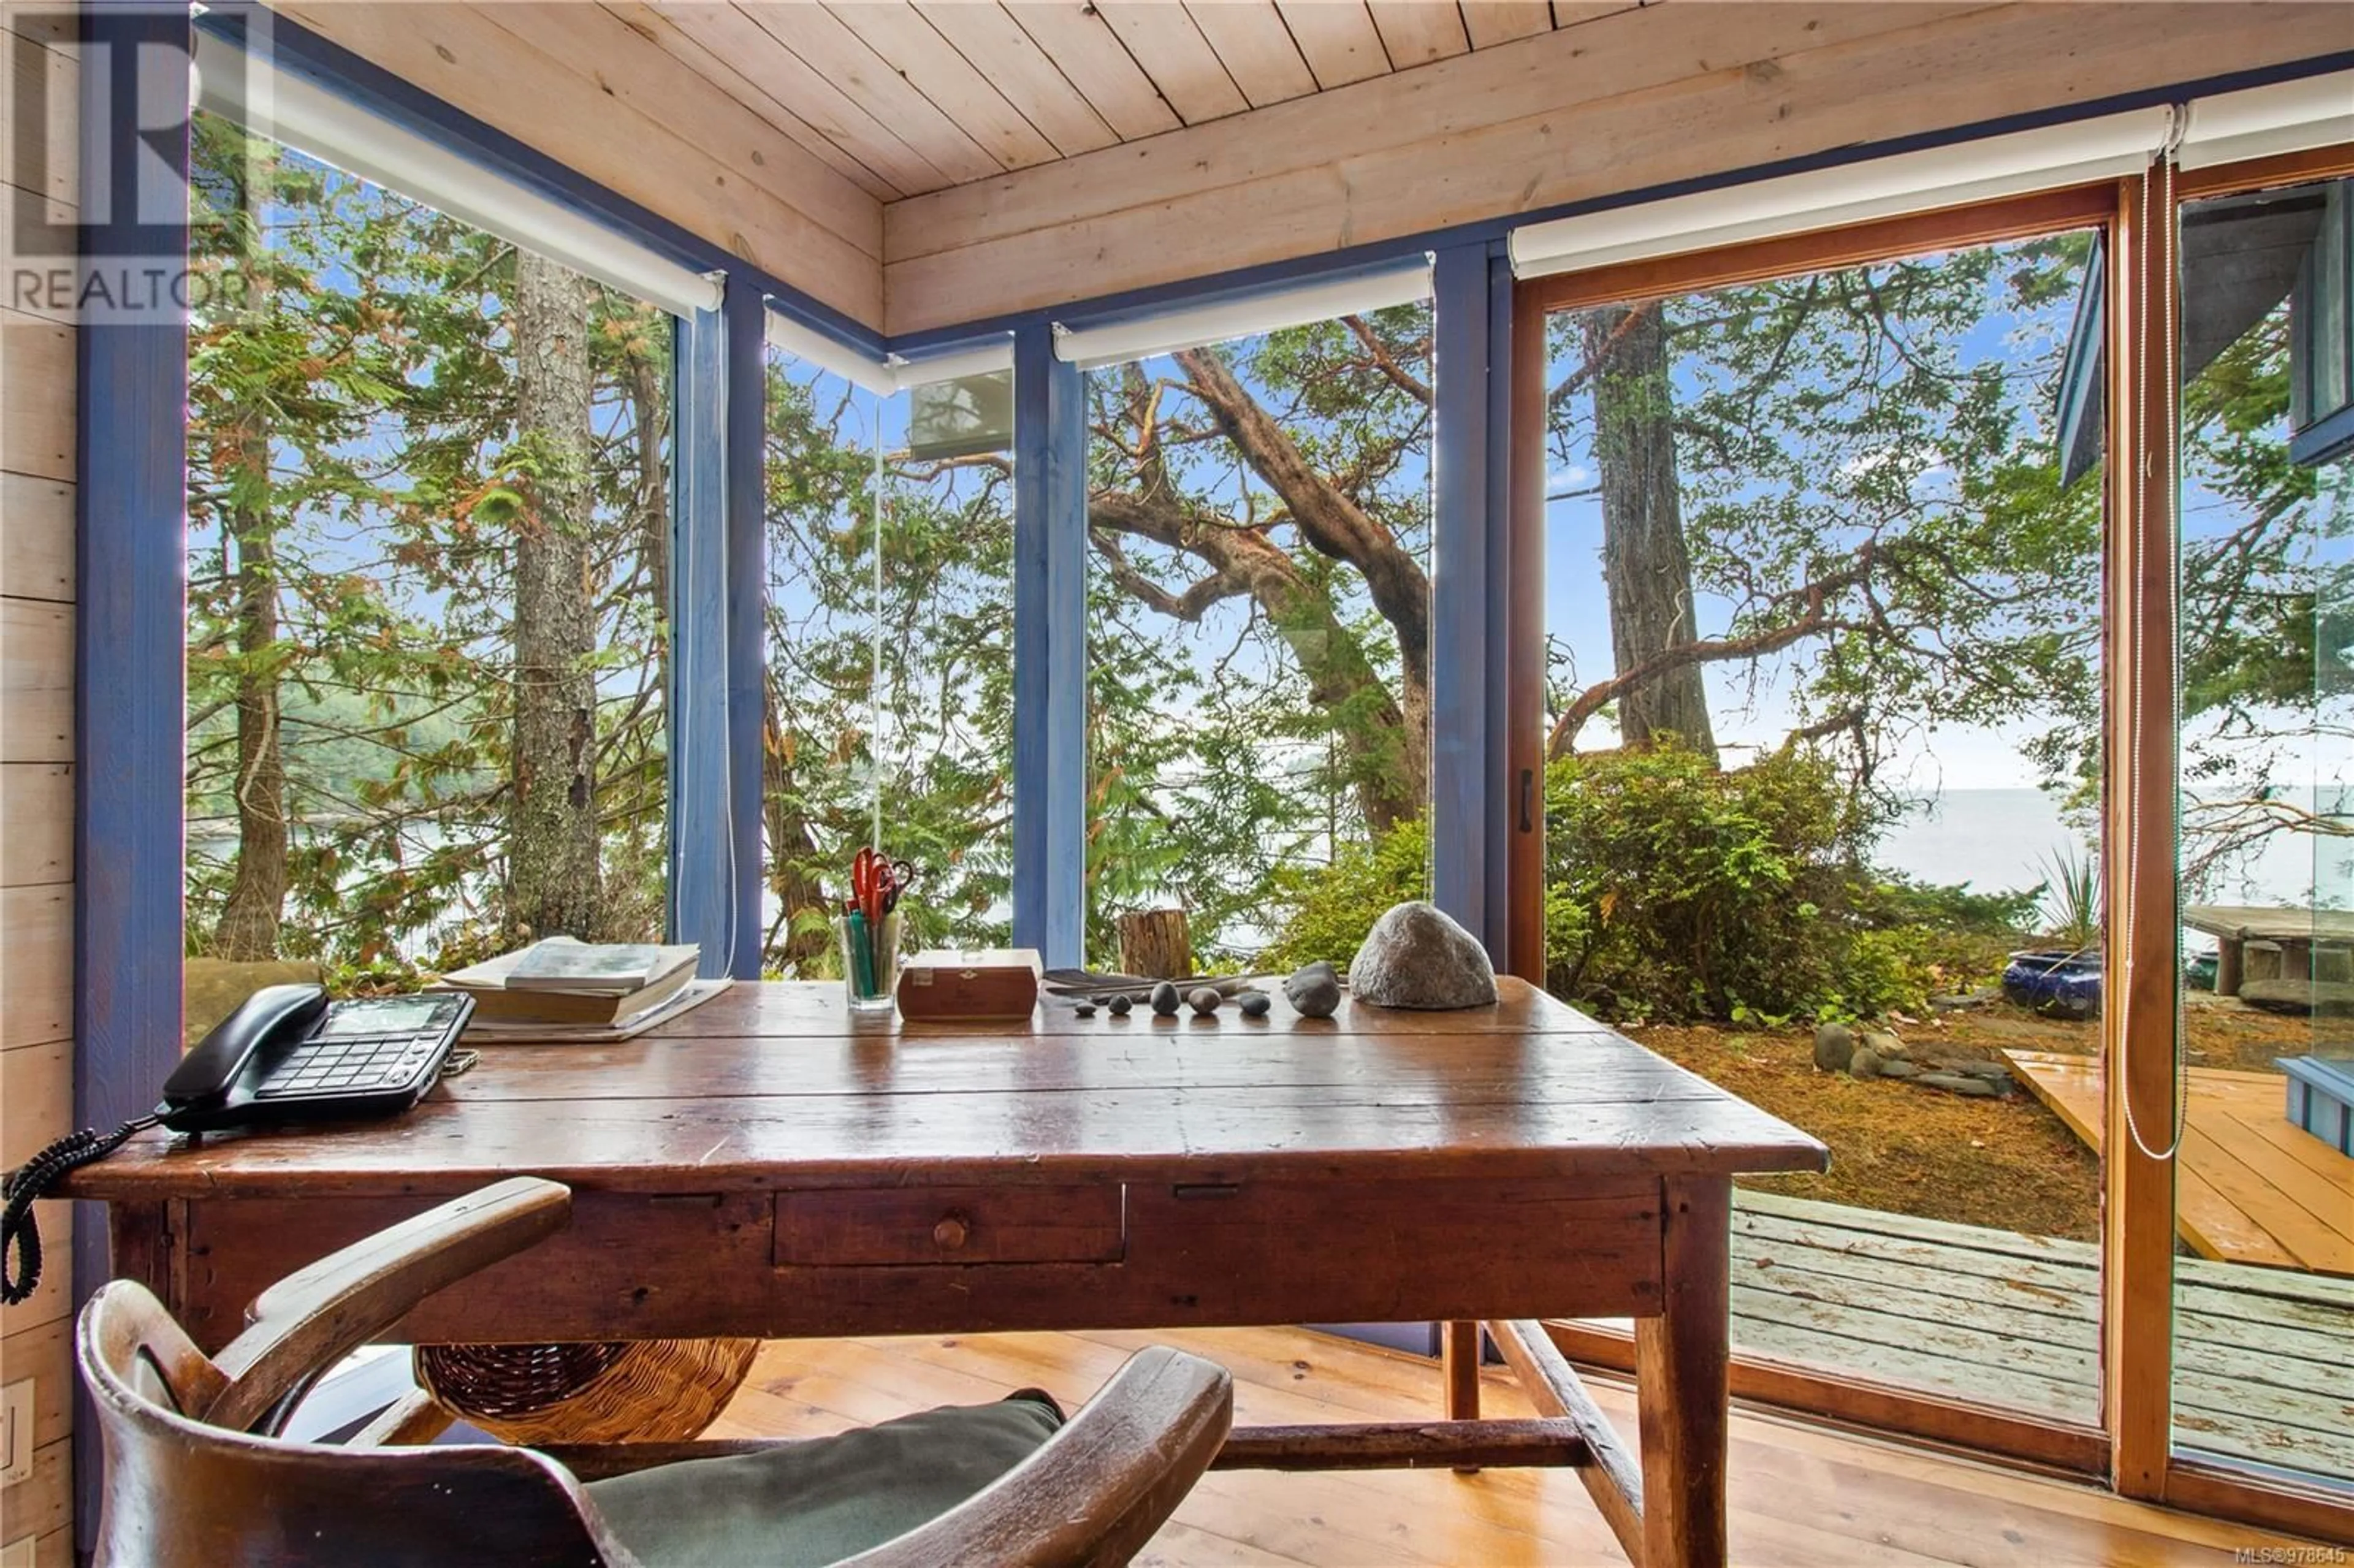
[207,1177,572,1434]
[839,1346,1232,1568]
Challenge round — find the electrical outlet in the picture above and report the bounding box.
[0,1379,30,1485]
[0,1534,34,1568]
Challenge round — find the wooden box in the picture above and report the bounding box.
[896,948,1043,1021]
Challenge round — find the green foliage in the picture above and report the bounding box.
[2032,843,2101,949]
[183,113,672,981]
[1259,744,2029,1024]
[1539,741,2024,1024]
[758,365,1016,972]
[1260,816,1431,972]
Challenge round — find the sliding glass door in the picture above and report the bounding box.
[1521,194,2116,1456]
[2166,163,2354,1503]
[1513,154,2354,1537]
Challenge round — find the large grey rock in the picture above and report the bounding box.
[1284,962,1341,1019]
[1914,1071,1999,1098]
[1848,1045,1882,1080]
[1878,1059,1919,1079]
[1347,902,1498,1010]
[1861,1030,1906,1060]
[1813,1024,1855,1073]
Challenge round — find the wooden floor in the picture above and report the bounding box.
[1727,1190,2354,1480]
[707,1322,2326,1566]
[2006,1049,2354,1273]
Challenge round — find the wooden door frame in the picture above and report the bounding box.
[1506,167,2354,1540]
[2140,142,2354,1545]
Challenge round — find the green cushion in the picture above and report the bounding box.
[582,1395,1063,1568]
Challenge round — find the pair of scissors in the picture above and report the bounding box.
[851,848,916,923]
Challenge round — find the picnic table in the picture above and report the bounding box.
[2182,904,2354,997]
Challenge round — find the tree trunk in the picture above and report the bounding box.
[1581,304,1717,764]
[1089,489,1423,833]
[211,408,288,961]
[762,682,836,975]
[1116,908,1193,979]
[507,252,603,943]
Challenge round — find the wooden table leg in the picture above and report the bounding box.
[1441,1320,1481,1420]
[1441,1319,1482,1474]
[1635,1174,1731,1568]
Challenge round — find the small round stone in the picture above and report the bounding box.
[1073,1002,1097,1018]
[1237,990,1271,1018]
[1107,995,1133,1016]
[1149,981,1181,1017]
[1188,987,1222,1016]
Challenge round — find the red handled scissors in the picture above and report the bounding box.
[851,848,918,922]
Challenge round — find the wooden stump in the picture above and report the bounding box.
[1117,908,1193,979]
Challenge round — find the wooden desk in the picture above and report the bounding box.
[69,979,1824,1567]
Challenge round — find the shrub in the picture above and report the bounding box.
[1545,742,1869,1022]
[1545,744,2036,1022]
[1261,816,1430,972]
[1260,739,2032,1024]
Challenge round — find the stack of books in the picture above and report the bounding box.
[435,938,724,1041]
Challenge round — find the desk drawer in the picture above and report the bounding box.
[774,1184,1126,1267]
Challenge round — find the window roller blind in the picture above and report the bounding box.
[191,31,723,319]
[763,311,1012,395]
[1051,260,1435,369]
[1509,112,2169,281]
[2178,70,2354,171]
[1511,70,2354,281]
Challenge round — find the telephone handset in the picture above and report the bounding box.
[1,983,475,1305]
[157,983,471,1133]
[161,982,329,1124]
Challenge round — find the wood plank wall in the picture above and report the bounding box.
[0,4,78,1558]
[882,1,2354,334]
[268,1,888,330]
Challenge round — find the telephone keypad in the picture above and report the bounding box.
[254,1030,452,1100]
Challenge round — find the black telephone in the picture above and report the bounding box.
[159,983,473,1133]
[1,984,474,1306]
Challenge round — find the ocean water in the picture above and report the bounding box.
[1881,788,2354,946]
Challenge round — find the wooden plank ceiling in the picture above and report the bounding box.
[617,1,1644,202]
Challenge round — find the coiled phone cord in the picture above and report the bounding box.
[1,1116,157,1306]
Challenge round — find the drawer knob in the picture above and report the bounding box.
[932,1216,970,1252]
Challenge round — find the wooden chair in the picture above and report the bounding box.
[79,1177,1233,1567]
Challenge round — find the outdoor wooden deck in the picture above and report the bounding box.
[1727,1190,2354,1480]
[2004,1048,2354,1273]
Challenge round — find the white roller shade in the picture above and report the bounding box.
[192,31,723,319]
[765,311,1011,395]
[765,309,897,395]
[1510,110,2169,280]
[1053,259,1433,369]
[891,338,1015,390]
[2179,70,2354,170]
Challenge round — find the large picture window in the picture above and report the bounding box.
[760,348,1015,974]
[1529,211,2116,1435]
[183,111,674,980]
[1081,304,1434,972]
